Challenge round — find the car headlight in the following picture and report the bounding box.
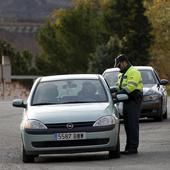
[93,116,115,126]
[22,119,47,129]
[143,90,160,101]
[143,95,160,101]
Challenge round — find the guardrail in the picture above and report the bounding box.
[11,75,42,80]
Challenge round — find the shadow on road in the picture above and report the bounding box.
[35,152,109,163]
[120,117,170,124]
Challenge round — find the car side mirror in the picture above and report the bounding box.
[12,99,27,108]
[113,94,128,103]
[160,79,168,85]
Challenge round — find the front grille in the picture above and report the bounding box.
[25,125,114,134]
[32,138,109,148]
[141,109,156,114]
[45,122,95,129]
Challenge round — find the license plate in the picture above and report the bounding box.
[54,132,87,141]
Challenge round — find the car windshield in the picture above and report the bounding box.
[103,71,119,87]
[140,70,157,84]
[103,69,157,87]
[31,79,108,105]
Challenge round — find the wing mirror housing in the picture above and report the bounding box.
[113,94,128,103]
[160,79,168,85]
[12,99,27,108]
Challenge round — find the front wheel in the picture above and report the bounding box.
[163,108,168,119]
[108,137,120,159]
[154,114,163,122]
[22,145,37,163]
[154,101,164,122]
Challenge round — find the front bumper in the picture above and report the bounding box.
[140,99,161,118]
[21,124,119,155]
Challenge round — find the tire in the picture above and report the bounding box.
[154,114,163,122]
[108,137,120,159]
[154,101,163,122]
[22,145,36,163]
[163,108,168,119]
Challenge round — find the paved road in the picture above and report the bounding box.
[0,98,170,170]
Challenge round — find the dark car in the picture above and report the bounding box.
[102,66,169,121]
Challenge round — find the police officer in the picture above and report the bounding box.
[113,54,143,154]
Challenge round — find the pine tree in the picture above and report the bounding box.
[103,0,153,65]
[88,36,123,74]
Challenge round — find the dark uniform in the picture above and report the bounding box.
[114,54,143,154]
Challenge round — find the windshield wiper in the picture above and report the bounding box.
[32,102,57,106]
[61,101,95,104]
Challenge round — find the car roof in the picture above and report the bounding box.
[134,66,154,70]
[103,66,154,73]
[39,74,101,82]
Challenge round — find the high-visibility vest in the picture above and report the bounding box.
[116,66,143,94]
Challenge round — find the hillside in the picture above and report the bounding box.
[0,0,73,21]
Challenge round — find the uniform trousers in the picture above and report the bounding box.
[123,98,142,151]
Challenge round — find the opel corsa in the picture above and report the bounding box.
[12,74,127,163]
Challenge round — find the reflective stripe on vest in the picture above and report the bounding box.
[116,66,143,93]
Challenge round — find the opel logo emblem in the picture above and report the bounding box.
[66,123,74,129]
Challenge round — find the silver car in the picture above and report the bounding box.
[103,66,168,121]
[12,74,127,163]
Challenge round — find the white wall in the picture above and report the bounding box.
[0,81,30,100]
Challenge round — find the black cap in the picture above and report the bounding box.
[114,54,129,67]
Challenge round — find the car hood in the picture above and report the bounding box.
[26,103,112,124]
[143,84,159,95]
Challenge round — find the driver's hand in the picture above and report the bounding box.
[112,93,117,98]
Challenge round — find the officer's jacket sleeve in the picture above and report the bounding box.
[123,68,142,94]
